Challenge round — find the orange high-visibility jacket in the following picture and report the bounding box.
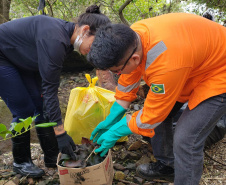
[115,13,226,137]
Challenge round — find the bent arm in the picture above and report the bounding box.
[36,38,67,134]
[116,99,131,109]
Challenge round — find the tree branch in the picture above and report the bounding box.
[96,0,122,22]
[0,14,8,22]
[61,0,73,18]
[46,0,54,17]
[21,1,35,16]
[118,0,133,25]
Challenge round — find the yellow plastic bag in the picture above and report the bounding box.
[64,74,128,144]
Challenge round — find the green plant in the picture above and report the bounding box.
[0,115,57,141]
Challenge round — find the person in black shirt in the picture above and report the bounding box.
[0,5,110,177]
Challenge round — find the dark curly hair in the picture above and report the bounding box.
[87,23,137,70]
[203,12,214,21]
[78,5,111,35]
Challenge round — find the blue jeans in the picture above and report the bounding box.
[0,66,44,123]
[151,94,226,185]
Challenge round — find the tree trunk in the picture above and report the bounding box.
[0,0,11,24]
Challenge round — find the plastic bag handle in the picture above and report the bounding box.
[85,74,98,87]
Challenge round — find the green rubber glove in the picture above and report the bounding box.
[95,116,133,157]
[90,101,127,142]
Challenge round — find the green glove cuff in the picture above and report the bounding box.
[110,116,133,136]
[90,101,127,142]
[95,116,132,156]
[106,101,127,123]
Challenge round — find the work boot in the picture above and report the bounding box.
[12,130,45,177]
[13,161,45,178]
[36,125,59,168]
[136,161,174,182]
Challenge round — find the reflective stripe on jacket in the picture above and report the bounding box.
[115,13,226,137]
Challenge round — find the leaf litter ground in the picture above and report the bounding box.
[0,71,225,185]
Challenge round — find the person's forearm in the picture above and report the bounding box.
[116,99,131,109]
[54,124,65,135]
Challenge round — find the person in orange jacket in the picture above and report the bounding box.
[88,13,226,184]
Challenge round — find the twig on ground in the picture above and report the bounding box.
[19,174,29,184]
[204,151,226,166]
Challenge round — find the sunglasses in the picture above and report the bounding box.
[116,45,138,76]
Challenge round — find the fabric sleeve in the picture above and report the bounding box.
[36,38,67,125]
[128,67,191,137]
[115,67,143,102]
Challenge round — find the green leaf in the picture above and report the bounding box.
[0,130,12,139]
[0,124,7,132]
[0,124,8,139]
[14,122,24,133]
[23,117,33,130]
[9,122,17,131]
[35,122,57,127]
[19,118,25,122]
[5,130,12,138]
[32,115,39,122]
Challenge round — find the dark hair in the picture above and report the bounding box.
[203,12,214,21]
[78,5,111,35]
[87,23,137,70]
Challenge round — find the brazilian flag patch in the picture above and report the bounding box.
[151,83,165,94]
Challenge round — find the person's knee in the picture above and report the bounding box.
[13,104,35,122]
[173,131,189,154]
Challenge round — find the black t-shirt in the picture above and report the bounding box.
[0,15,75,125]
